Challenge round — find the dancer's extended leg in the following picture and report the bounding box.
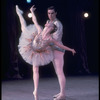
[16,5,27,32]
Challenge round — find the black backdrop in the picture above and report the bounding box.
[1,0,99,80]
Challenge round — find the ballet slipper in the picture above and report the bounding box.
[16,5,23,15]
[53,93,60,98]
[53,95,66,100]
[33,91,39,100]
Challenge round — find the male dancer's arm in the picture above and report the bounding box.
[52,20,63,41]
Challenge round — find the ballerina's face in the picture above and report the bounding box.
[45,23,57,34]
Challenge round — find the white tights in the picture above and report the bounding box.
[32,66,39,100]
[16,5,27,32]
[53,50,66,96]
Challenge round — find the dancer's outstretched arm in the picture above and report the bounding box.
[51,39,76,55]
[30,5,42,34]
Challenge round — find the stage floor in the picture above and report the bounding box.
[2,76,99,100]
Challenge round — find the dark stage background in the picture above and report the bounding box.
[1,0,99,80]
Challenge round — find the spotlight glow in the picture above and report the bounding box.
[84,12,89,18]
[28,13,32,18]
[26,0,31,3]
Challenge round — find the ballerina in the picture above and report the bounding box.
[16,5,76,100]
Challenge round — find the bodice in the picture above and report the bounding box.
[32,33,51,51]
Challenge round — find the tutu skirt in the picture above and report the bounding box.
[18,24,53,66]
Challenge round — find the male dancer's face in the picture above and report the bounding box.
[47,9,57,21]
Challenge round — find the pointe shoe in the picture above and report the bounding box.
[33,91,38,100]
[53,95,66,100]
[53,93,60,98]
[16,5,23,15]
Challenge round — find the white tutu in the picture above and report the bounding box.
[18,24,53,66]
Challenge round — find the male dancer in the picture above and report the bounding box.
[46,6,66,99]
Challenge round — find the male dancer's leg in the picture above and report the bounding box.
[53,50,66,98]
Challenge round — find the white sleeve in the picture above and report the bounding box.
[52,21,63,41]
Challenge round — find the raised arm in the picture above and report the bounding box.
[30,5,42,34]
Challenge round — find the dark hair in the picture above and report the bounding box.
[50,24,57,34]
[47,6,57,12]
